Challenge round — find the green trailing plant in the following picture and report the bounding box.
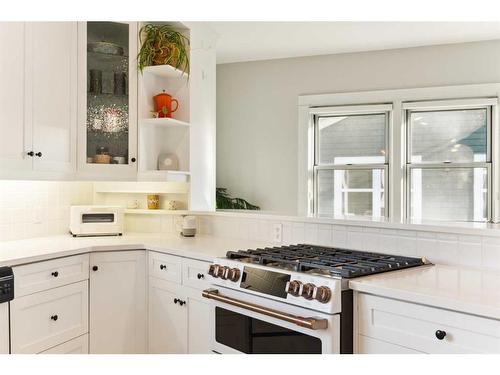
[216,188,260,210]
[138,24,190,74]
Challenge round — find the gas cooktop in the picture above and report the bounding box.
[226,244,426,278]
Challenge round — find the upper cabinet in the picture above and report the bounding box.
[0,22,77,177]
[77,22,138,180]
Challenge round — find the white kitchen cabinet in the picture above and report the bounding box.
[13,254,89,297]
[0,22,77,177]
[355,292,500,354]
[0,303,9,354]
[77,22,138,180]
[148,277,188,354]
[89,251,146,354]
[0,22,31,174]
[39,334,89,354]
[10,280,89,354]
[148,255,212,354]
[29,22,77,173]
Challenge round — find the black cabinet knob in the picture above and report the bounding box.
[27,151,34,157]
[173,298,179,304]
[435,330,447,340]
[51,271,59,277]
[92,266,98,271]
[179,300,186,306]
[35,152,42,157]
[131,157,136,163]
[197,273,204,280]
[50,315,58,321]
[160,264,167,270]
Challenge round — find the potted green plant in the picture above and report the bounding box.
[216,188,260,210]
[138,24,190,74]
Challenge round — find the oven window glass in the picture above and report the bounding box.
[82,213,115,223]
[215,307,322,354]
[240,267,291,298]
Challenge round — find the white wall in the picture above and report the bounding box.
[216,39,500,213]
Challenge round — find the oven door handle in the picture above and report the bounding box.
[202,288,328,330]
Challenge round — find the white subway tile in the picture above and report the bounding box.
[304,223,318,244]
[317,224,332,246]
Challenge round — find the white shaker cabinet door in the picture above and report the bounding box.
[28,22,77,173]
[187,291,211,354]
[89,251,147,354]
[0,22,32,173]
[0,303,9,354]
[148,277,188,354]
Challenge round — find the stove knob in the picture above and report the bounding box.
[285,280,302,296]
[301,283,316,300]
[208,264,219,278]
[315,286,332,303]
[218,266,230,279]
[228,268,241,282]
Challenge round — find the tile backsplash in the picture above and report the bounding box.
[195,215,500,271]
[0,181,93,241]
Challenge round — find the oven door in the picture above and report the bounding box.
[203,286,339,354]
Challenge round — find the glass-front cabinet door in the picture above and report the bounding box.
[77,22,137,178]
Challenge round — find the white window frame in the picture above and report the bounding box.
[309,104,392,219]
[404,99,495,223]
[298,83,500,224]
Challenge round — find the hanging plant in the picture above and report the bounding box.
[216,188,260,210]
[138,24,190,74]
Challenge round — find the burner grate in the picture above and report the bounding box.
[226,244,425,278]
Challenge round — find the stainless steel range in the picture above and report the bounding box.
[202,244,426,354]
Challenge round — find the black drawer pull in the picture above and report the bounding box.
[92,266,98,272]
[179,300,186,306]
[27,151,34,157]
[197,273,204,280]
[35,152,42,157]
[435,330,446,340]
[51,271,59,277]
[174,298,179,304]
[50,315,58,321]
[160,264,167,270]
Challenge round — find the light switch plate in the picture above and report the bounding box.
[273,223,282,243]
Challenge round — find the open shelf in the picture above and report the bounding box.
[138,170,190,182]
[143,65,188,79]
[124,209,191,215]
[94,181,189,194]
[140,117,190,128]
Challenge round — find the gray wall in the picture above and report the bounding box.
[216,40,500,214]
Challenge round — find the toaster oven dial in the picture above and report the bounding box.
[228,268,241,282]
[315,286,332,303]
[301,283,316,300]
[285,280,302,296]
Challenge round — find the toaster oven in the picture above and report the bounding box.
[69,206,124,237]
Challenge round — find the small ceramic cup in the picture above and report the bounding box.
[147,194,160,209]
[164,200,179,210]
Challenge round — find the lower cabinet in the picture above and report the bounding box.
[39,334,89,354]
[89,251,147,354]
[148,277,211,354]
[10,280,88,354]
[355,292,500,354]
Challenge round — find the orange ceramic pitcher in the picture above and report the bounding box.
[153,90,179,118]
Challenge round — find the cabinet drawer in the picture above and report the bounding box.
[39,334,89,354]
[182,258,210,290]
[358,293,500,354]
[14,254,89,297]
[10,280,89,354]
[149,251,182,284]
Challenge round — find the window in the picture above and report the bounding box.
[405,102,492,222]
[311,105,391,219]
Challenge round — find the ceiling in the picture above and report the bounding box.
[206,22,500,64]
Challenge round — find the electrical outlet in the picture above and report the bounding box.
[273,223,282,243]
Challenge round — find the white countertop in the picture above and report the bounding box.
[349,264,500,320]
[0,233,272,267]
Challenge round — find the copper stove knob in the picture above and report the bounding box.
[218,266,229,279]
[228,268,241,282]
[301,283,316,300]
[315,286,332,303]
[286,280,302,296]
[208,264,219,278]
